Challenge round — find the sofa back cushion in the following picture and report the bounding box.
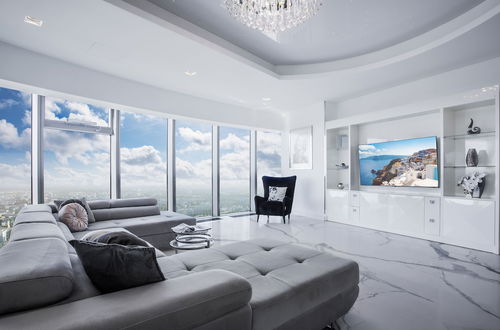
[0,238,74,315]
[87,198,160,221]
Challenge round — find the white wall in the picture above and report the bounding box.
[282,103,325,219]
[326,56,500,121]
[0,41,284,131]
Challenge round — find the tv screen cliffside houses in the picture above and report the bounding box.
[359,136,439,188]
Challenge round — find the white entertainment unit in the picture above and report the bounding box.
[325,87,499,254]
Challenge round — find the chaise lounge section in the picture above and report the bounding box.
[0,202,359,329]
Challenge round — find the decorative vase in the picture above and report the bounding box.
[466,148,478,167]
[472,178,486,198]
[467,118,481,135]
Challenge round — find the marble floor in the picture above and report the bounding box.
[201,215,500,330]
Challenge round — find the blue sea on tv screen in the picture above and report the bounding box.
[359,155,405,185]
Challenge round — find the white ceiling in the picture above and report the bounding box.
[150,0,483,65]
[0,0,499,115]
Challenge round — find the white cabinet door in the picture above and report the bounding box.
[360,192,424,235]
[424,197,441,236]
[386,194,425,235]
[326,190,349,223]
[442,198,495,251]
[359,192,389,229]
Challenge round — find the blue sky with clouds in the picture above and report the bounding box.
[359,136,437,159]
[0,86,282,198]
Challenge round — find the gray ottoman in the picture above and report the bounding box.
[158,239,359,330]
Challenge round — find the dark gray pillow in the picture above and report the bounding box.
[80,197,96,223]
[69,240,165,293]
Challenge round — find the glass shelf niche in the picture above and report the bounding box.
[444,165,496,168]
[443,131,496,140]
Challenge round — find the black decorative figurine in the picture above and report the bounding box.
[467,118,481,135]
[466,148,478,167]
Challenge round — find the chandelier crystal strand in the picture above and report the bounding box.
[224,0,322,34]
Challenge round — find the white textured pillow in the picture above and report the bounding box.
[58,203,88,232]
[268,186,287,202]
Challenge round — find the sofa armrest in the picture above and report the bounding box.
[0,270,252,330]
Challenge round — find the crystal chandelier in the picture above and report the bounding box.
[224,0,322,34]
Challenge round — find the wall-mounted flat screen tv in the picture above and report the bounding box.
[359,136,439,187]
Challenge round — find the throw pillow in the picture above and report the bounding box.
[80,197,96,223]
[59,203,88,232]
[69,240,165,293]
[82,229,149,247]
[268,186,287,202]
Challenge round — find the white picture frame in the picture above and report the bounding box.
[289,126,313,169]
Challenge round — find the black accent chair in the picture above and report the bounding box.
[254,176,297,224]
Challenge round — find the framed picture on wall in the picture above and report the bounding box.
[289,126,313,169]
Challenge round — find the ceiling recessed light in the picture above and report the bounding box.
[24,16,43,27]
[184,71,197,76]
[262,97,271,102]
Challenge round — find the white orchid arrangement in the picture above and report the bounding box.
[457,172,486,196]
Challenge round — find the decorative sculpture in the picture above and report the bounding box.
[467,118,481,135]
[466,148,478,167]
[337,183,345,190]
[457,172,486,198]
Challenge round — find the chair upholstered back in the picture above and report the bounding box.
[262,176,297,200]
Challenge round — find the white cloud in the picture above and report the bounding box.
[0,99,18,109]
[44,129,109,164]
[0,119,30,149]
[359,145,376,151]
[177,127,211,153]
[0,162,31,190]
[121,146,163,165]
[257,131,281,156]
[220,133,249,151]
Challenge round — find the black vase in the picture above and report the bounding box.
[466,148,478,167]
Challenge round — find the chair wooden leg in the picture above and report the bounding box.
[257,214,260,222]
[267,215,270,223]
[282,216,286,224]
[288,214,291,223]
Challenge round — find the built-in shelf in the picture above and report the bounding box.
[443,131,496,139]
[443,194,496,201]
[444,165,496,168]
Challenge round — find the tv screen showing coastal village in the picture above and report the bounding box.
[358,136,439,187]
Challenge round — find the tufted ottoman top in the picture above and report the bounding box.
[157,238,359,330]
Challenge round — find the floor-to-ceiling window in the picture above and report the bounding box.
[175,120,212,216]
[44,98,111,202]
[257,131,282,195]
[0,87,31,246]
[120,111,167,210]
[219,126,250,214]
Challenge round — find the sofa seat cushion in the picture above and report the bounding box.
[85,213,194,237]
[159,239,359,330]
[0,238,74,315]
[9,223,66,243]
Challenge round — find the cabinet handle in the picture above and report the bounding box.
[429,218,435,223]
[352,209,357,212]
[429,200,435,204]
[353,194,357,197]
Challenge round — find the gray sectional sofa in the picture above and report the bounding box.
[0,200,359,330]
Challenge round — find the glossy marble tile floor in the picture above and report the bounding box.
[202,215,500,330]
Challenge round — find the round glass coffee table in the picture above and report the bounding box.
[169,233,213,253]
